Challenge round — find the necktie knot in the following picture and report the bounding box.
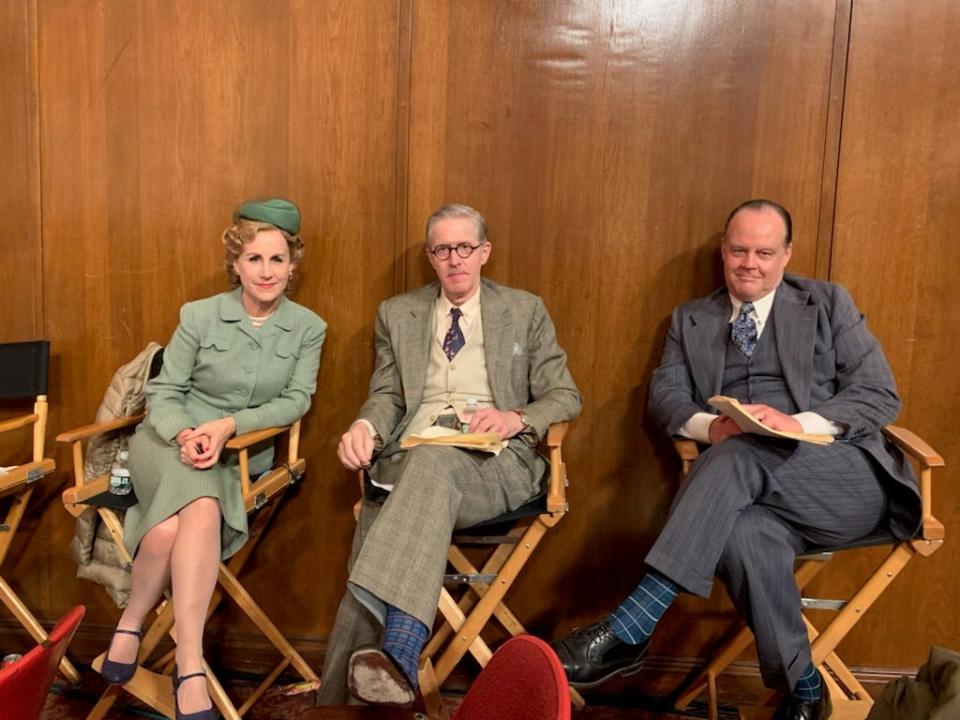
[443,308,465,361]
[731,302,758,357]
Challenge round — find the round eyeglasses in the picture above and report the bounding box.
[427,242,484,260]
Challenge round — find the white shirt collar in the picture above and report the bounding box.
[728,286,777,332]
[435,286,482,341]
[438,286,482,319]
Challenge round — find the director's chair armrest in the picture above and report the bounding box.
[224,421,303,512]
[225,425,290,450]
[0,413,40,435]
[882,424,945,541]
[61,475,111,517]
[882,425,944,468]
[57,415,145,514]
[673,438,701,478]
[56,414,145,443]
[544,422,570,515]
[0,458,55,498]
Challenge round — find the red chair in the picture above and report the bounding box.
[0,605,85,720]
[452,634,571,720]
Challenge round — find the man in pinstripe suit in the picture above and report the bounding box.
[552,199,919,720]
[320,203,581,708]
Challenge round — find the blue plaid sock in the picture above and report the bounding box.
[607,571,678,644]
[382,605,429,689]
[792,662,821,701]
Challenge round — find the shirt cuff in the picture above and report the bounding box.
[678,412,716,445]
[793,411,843,436]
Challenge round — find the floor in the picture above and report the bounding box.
[40,666,743,719]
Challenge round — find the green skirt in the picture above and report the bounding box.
[123,424,265,561]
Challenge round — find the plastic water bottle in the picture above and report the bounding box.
[460,398,478,433]
[109,450,132,496]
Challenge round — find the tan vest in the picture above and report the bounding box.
[402,317,495,440]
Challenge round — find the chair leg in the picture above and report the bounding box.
[205,657,242,720]
[418,657,450,720]
[0,574,81,684]
[216,563,320,682]
[432,520,548,683]
[673,556,833,714]
[86,684,122,720]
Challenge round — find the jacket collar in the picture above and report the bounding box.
[218,288,295,340]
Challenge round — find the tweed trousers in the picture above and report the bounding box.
[349,444,539,627]
[645,434,887,692]
[315,444,538,705]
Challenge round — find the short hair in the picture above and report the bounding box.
[424,204,488,247]
[724,199,792,246]
[222,218,304,293]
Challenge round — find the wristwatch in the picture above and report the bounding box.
[512,409,533,431]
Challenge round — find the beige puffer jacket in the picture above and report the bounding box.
[70,342,163,608]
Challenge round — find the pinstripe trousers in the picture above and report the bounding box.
[645,434,887,692]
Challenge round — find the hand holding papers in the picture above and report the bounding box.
[708,395,834,446]
[400,425,508,455]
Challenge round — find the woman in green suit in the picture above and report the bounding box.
[99,199,326,720]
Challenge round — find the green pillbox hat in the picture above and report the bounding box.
[236,198,301,235]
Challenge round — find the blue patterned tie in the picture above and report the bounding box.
[442,308,465,361]
[731,302,758,357]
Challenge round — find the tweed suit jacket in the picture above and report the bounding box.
[647,273,920,538]
[357,278,582,464]
[146,288,327,442]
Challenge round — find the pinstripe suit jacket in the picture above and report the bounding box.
[357,278,582,467]
[647,273,920,538]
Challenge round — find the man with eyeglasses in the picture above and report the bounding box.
[318,203,582,708]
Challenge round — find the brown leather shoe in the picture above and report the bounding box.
[347,645,415,708]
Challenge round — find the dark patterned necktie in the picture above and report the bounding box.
[731,302,758,357]
[442,308,465,361]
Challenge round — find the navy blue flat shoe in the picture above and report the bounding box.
[100,627,143,685]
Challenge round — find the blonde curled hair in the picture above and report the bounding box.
[221,219,305,293]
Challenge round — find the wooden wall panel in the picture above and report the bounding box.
[827,0,960,665]
[406,0,840,658]
[24,0,400,644]
[1,0,956,686]
[0,0,41,342]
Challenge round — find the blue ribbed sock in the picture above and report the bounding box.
[382,605,429,689]
[792,662,821,701]
[607,571,679,644]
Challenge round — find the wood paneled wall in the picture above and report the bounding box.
[2,0,957,680]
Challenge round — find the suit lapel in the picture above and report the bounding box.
[398,285,436,413]
[480,282,511,409]
[773,282,817,411]
[684,289,730,404]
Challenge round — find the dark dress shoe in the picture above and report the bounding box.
[551,620,649,688]
[347,645,416,708]
[771,686,832,720]
[172,667,220,720]
[100,627,143,685]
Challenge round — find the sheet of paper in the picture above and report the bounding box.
[708,395,834,446]
[401,426,507,454]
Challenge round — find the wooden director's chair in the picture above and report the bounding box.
[355,422,584,717]
[670,426,945,720]
[0,340,80,685]
[59,412,319,719]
